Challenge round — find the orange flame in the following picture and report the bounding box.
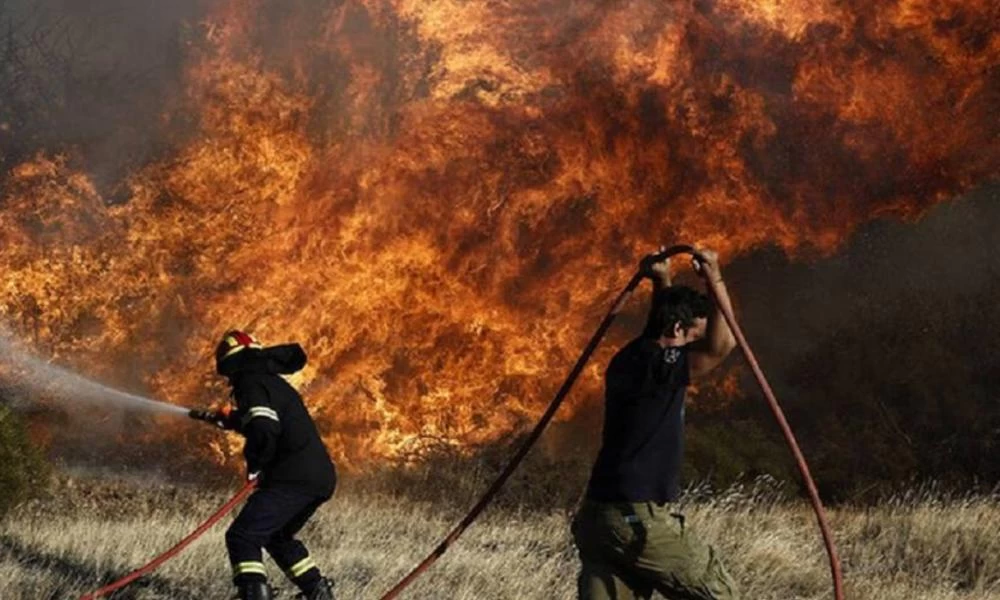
[0,0,996,467]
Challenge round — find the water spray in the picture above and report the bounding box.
[0,328,188,416]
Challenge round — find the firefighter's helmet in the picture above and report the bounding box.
[215,330,262,370]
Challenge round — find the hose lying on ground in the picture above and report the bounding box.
[79,479,258,600]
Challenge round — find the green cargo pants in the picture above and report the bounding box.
[571,500,739,600]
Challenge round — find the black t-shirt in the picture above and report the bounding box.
[585,337,690,503]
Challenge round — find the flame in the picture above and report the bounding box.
[0,0,996,467]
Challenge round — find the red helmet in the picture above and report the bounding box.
[215,330,262,368]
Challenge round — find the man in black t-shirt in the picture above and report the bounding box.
[573,249,740,600]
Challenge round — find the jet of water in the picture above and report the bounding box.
[0,328,188,416]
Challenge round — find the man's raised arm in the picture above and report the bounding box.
[640,250,671,339]
[690,249,737,377]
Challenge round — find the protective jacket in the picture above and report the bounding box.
[219,344,337,497]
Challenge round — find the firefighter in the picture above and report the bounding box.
[192,331,337,600]
[572,249,740,600]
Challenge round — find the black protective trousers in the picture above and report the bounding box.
[226,486,332,594]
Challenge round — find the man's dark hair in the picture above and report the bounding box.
[645,285,711,338]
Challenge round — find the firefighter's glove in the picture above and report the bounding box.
[188,409,229,429]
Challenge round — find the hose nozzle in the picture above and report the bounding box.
[189,407,233,429]
[189,409,225,425]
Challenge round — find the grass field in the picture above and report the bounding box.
[1,474,998,599]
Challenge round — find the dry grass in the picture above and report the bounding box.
[1,475,998,599]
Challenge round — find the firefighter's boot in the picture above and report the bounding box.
[300,577,335,600]
[236,580,273,600]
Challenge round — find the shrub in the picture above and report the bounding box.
[0,404,50,516]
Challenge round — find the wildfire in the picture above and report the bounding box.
[0,0,996,468]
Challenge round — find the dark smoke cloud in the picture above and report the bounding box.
[0,0,205,191]
[727,181,1000,369]
[684,182,999,497]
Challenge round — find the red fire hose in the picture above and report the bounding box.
[79,479,258,600]
[379,245,844,600]
[76,246,843,600]
[377,250,651,600]
[702,265,845,600]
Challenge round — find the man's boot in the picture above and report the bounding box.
[236,580,273,600]
[301,577,335,600]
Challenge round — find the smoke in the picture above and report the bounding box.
[0,327,188,416]
[725,182,1000,371]
[671,182,1000,496]
[0,0,205,189]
